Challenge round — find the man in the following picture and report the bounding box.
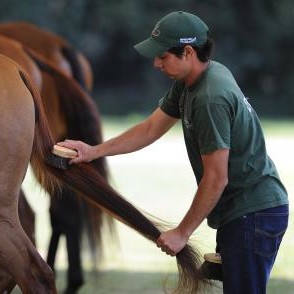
[58,11,289,293]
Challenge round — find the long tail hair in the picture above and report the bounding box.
[50,165,207,293]
[18,69,56,193]
[20,65,208,294]
[61,46,87,90]
[24,46,114,257]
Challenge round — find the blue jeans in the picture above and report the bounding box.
[216,205,289,294]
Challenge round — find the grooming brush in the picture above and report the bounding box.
[204,253,222,264]
[46,145,78,170]
[200,253,223,281]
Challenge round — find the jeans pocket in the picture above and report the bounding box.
[254,210,288,257]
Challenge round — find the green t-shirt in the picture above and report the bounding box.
[159,61,288,229]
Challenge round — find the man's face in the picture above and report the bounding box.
[153,51,190,81]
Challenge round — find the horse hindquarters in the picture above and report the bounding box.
[0,56,56,294]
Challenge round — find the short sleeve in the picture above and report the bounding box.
[159,81,185,118]
[194,103,232,154]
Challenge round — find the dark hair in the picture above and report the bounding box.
[168,37,214,62]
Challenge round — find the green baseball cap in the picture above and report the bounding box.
[134,11,209,58]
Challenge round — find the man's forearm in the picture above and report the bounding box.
[58,108,178,164]
[95,108,178,158]
[177,176,227,239]
[94,121,159,157]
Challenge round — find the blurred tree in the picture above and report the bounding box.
[0,0,293,116]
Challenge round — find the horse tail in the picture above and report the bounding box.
[24,46,113,258]
[48,164,207,294]
[23,46,108,177]
[61,46,88,91]
[18,69,57,194]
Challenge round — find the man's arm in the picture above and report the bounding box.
[58,107,178,163]
[157,148,229,256]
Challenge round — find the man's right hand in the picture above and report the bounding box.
[57,140,98,164]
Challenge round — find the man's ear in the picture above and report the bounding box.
[184,45,195,57]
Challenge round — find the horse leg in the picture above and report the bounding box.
[64,227,84,294]
[46,222,61,276]
[47,202,84,294]
[0,211,56,293]
[0,190,37,293]
[47,189,84,293]
[0,268,14,293]
[18,189,35,244]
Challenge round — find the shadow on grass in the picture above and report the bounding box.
[11,270,294,293]
[54,269,222,294]
[267,278,294,294]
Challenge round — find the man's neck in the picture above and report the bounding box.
[185,60,210,87]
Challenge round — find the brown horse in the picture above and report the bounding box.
[0,22,110,293]
[0,53,207,294]
[0,35,42,239]
[0,54,57,293]
[0,34,40,244]
[0,34,44,293]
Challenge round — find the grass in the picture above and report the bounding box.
[13,117,294,293]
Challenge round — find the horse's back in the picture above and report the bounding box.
[0,55,35,196]
[0,21,72,75]
[0,21,67,55]
[0,21,93,90]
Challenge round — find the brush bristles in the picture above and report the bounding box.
[200,261,223,281]
[46,153,70,170]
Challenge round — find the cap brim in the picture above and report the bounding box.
[134,38,169,58]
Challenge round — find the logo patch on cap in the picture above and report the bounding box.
[151,23,161,37]
[180,37,197,44]
[152,29,160,37]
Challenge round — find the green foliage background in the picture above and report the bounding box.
[2,0,294,116]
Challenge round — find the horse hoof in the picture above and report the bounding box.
[63,280,84,294]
